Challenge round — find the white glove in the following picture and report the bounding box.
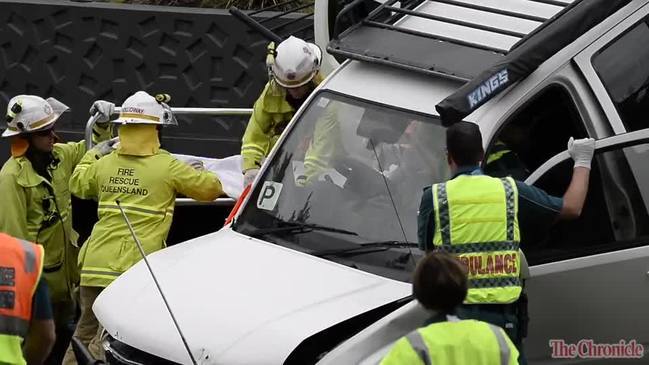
[185,158,205,171]
[95,137,119,158]
[90,100,115,124]
[382,164,399,180]
[567,137,595,169]
[244,168,259,187]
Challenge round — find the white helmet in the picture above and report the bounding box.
[115,91,177,126]
[2,95,69,138]
[271,36,322,89]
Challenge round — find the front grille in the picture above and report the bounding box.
[104,335,180,365]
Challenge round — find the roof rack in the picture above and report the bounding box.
[328,0,575,81]
[230,0,315,43]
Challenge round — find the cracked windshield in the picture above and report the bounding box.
[235,91,450,281]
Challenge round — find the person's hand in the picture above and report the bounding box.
[90,100,115,124]
[244,168,259,187]
[567,137,595,169]
[95,137,119,158]
[382,164,398,180]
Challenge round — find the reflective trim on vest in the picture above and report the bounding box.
[470,277,521,289]
[487,324,511,365]
[27,226,40,236]
[304,156,328,170]
[241,144,266,156]
[502,178,515,242]
[486,142,512,165]
[486,149,512,165]
[81,269,122,278]
[436,241,519,254]
[436,183,451,245]
[81,266,123,281]
[405,330,432,365]
[17,240,36,273]
[0,314,30,336]
[98,204,172,218]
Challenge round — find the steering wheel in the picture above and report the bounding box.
[333,156,386,198]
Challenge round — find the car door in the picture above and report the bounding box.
[523,129,649,364]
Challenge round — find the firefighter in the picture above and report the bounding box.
[484,140,530,180]
[62,91,224,363]
[0,95,113,363]
[381,251,519,365]
[241,36,324,186]
[0,232,56,365]
[417,121,594,364]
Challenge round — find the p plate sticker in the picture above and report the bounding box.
[257,181,283,211]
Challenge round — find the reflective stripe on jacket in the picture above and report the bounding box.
[0,124,112,303]
[69,126,224,287]
[241,73,324,172]
[381,319,519,365]
[432,175,522,304]
[0,233,44,365]
[486,141,512,165]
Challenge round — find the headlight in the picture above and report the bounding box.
[103,334,180,365]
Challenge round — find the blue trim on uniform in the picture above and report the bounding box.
[417,166,563,251]
[32,277,53,320]
[515,181,563,214]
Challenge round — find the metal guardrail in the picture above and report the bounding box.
[85,107,254,149]
[85,107,253,207]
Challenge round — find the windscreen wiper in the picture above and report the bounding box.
[313,240,419,257]
[248,221,359,237]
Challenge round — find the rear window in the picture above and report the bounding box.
[592,17,649,132]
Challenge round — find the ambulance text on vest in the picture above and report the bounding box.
[458,252,518,276]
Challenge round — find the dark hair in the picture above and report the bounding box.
[412,251,468,313]
[446,121,484,166]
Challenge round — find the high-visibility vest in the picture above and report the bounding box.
[381,318,519,365]
[432,174,522,304]
[0,233,44,365]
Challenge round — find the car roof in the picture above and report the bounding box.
[321,60,464,118]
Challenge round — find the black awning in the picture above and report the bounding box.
[327,25,505,81]
[435,0,633,126]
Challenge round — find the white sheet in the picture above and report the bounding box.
[173,154,244,199]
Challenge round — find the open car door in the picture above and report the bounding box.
[523,129,649,364]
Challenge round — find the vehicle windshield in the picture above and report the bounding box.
[234,91,450,282]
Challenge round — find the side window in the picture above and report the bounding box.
[484,85,587,180]
[524,144,649,265]
[592,17,649,132]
